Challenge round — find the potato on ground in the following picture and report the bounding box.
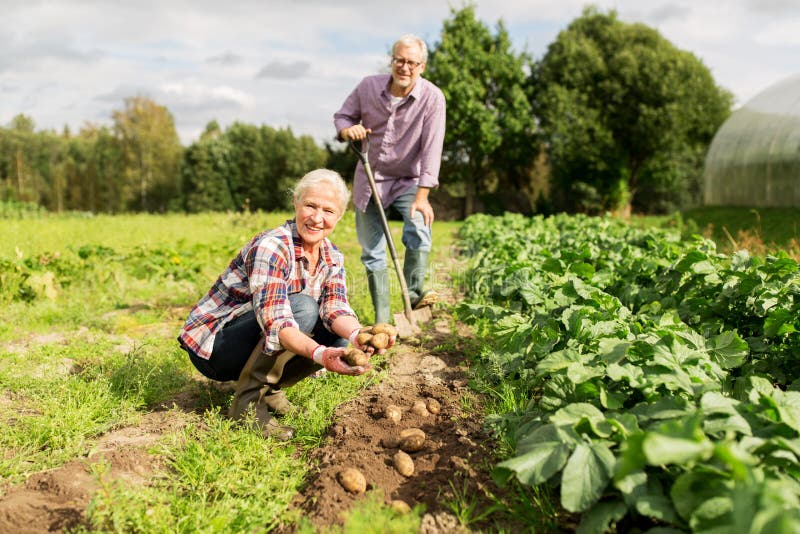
[426,398,441,414]
[390,500,412,514]
[337,467,367,493]
[399,428,426,452]
[411,399,429,417]
[393,450,415,477]
[381,436,399,448]
[384,404,402,423]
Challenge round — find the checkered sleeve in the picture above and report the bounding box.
[320,249,357,330]
[246,235,300,353]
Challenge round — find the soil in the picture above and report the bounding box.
[0,302,535,533]
[0,410,188,533]
[276,316,505,533]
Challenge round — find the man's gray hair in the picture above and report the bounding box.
[392,34,428,63]
[293,169,350,217]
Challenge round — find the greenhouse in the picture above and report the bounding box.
[703,73,800,206]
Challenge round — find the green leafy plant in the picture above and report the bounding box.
[458,212,800,532]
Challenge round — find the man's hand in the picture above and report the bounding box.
[312,345,369,376]
[339,125,371,141]
[410,196,434,227]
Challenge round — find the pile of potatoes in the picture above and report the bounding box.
[342,323,399,367]
[336,395,443,512]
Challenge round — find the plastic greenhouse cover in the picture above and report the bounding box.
[703,73,800,206]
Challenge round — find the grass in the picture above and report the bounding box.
[1,205,794,531]
[632,206,800,259]
[0,208,463,531]
[680,206,800,248]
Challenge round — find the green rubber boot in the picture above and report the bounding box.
[403,249,437,309]
[367,269,391,324]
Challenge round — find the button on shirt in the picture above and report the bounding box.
[334,74,446,211]
[178,220,356,360]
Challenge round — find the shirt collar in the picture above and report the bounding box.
[288,219,339,267]
[382,75,422,103]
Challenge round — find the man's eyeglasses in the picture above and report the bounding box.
[391,57,423,70]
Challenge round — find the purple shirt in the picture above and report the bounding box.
[334,74,446,211]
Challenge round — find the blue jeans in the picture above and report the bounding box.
[185,294,345,381]
[355,185,431,273]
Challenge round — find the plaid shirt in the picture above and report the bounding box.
[179,220,356,359]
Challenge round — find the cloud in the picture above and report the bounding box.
[158,83,254,112]
[256,60,311,80]
[745,0,800,16]
[205,52,244,66]
[0,37,104,73]
[648,4,691,23]
[754,18,800,46]
[93,82,252,115]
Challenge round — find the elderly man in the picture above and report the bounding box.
[334,33,446,324]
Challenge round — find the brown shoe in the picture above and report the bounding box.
[413,290,438,309]
[240,401,295,441]
[261,389,295,416]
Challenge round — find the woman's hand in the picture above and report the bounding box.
[348,327,395,355]
[312,345,369,376]
[348,327,375,354]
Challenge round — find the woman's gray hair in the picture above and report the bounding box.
[392,34,428,63]
[292,168,350,216]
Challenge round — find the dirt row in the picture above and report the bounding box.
[0,311,523,533]
[280,319,497,532]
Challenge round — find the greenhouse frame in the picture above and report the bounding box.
[703,73,800,206]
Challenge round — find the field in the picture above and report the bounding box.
[1,208,799,532]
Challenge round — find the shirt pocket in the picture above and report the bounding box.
[388,108,422,145]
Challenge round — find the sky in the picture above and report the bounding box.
[2,0,799,146]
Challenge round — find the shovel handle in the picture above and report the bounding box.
[347,135,415,323]
[348,135,370,165]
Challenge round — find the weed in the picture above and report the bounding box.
[329,489,422,534]
[441,477,503,527]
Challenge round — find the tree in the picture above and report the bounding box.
[0,115,40,203]
[112,96,183,212]
[323,141,357,185]
[531,7,732,214]
[63,123,125,212]
[181,132,236,213]
[426,4,538,216]
[181,121,328,213]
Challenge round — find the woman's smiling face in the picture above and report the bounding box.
[294,186,342,251]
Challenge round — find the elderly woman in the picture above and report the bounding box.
[178,169,387,440]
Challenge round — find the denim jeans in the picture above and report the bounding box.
[185,293,346,381]
[355,185,432,273]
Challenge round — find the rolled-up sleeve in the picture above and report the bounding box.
[418,90,446,189]
[246,239,300,353]
[334,85,363,138]
[319,261,357,330]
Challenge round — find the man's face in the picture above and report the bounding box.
[390,43,425,92]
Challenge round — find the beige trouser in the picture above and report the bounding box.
[228,339,321,420]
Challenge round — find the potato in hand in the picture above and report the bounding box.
[343,347,369,367]
[372,323,398,337]
[355,323,398,351]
